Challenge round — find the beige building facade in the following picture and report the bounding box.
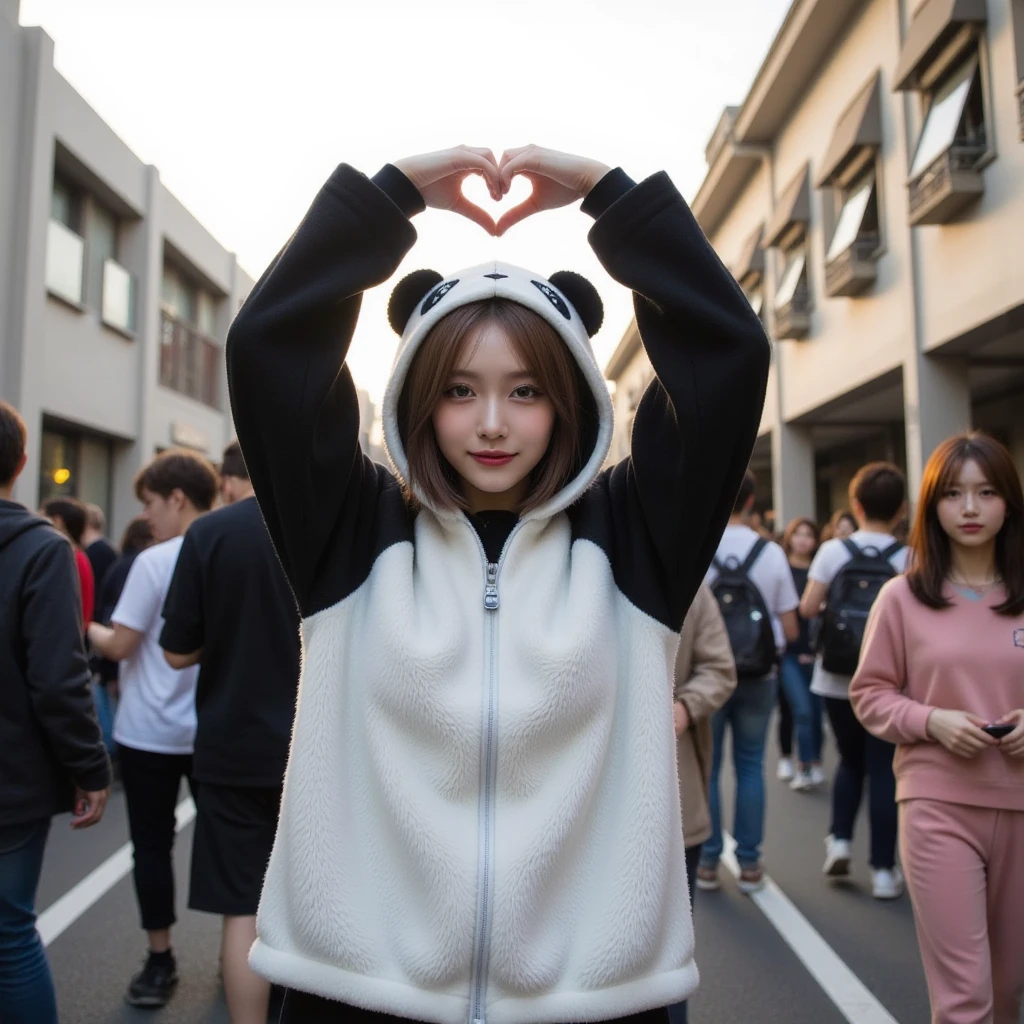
[606,0,1024,528]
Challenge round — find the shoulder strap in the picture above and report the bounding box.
[739,537,768,575]
[879,541,903,561]
[841,538,861,560]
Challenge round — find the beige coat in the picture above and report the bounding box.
[674,585,738,848]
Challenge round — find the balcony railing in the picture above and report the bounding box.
[908,144,985,226]
[825,235,878,298]
[159,310,220,408]
[45,220,85,306]
[101,259,137,335]
[773,290,811,341]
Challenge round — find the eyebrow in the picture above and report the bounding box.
[450,369,536,381]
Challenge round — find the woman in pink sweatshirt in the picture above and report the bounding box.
[850,432,1024,1024]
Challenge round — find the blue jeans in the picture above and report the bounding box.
[92,679,116,760]
[778,654,823,765]
[701,675,778,869]
[0,819,58,1024]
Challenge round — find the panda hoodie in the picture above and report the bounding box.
[226,162,770,1024]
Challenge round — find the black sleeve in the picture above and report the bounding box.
[160,529,205,655]
[589,171,771,631]
[22,538,110,792]
[226,164,419,613]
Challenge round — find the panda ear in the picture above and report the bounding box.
[548,271,603,337]
[388,270,444,335]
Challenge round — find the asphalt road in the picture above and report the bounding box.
[36,720,956,1024]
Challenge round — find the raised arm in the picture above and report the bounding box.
[590,171,770,629]
[226,148,500,611]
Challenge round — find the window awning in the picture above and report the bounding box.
[733,224,765,285]
[893,0,987,91]
[816,74,883,187]
[765,166,811,248]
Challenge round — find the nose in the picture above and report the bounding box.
[963,491,978,515]
[477,396,507,439]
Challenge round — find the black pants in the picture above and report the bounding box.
[777,684,793,758]
[279,994,670,1024]
[118,744,195,931]
[824,698,897,870]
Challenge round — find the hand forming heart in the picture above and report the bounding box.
[392,145,611,237]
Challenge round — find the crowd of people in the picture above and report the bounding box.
[1,143,1022,1024]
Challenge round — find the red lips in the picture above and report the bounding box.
[471,451,515,467]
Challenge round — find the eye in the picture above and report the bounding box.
[942,488,960,498]
[512,384,541,399]
[445,384,474,399]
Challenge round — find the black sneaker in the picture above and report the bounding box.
[125,951,179,1007]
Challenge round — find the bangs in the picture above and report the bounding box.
[397,299,594,515]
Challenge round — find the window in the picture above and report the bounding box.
[37,426,112,514]
[773,244,812,341]
[909,54,984,178]
[160,264,222,408]
[47,176,85,306]
[86,203,118,313]
[824,171,880,297]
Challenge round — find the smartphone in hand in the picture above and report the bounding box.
[981,723,1014,739]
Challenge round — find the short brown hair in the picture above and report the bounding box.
[849,462,905,523]
[134,449,218,512]
[0,400,27,486]
[732,468,756,515]
[43,497,87,545]
[908,432,1024,615]
[781,516,820,557]
[397,300,591,515]
[220,440,248,481]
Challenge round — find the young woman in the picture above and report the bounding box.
[226,145,770,1024]
[780,517,824,791]
[820,508,856,544]
[850,433,1024,1024]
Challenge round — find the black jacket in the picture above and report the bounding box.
[0,500,110,826]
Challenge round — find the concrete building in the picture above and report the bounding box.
[606,0,1024,528]
[1,0,255,537]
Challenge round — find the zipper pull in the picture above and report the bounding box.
[483,562,499,611]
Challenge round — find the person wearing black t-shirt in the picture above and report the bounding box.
[160,441,299,1024]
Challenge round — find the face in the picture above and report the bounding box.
[790,522,817,557]
[139,487,185,543]
[220,475,244,506]
[936,458,1007,550]
[835,516,856,540]
[431,321,556,513]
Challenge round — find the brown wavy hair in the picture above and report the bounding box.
[781,516,820,558]
[398,300,590,515]
[907,432,1024,615]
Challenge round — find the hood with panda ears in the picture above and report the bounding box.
[381,261,615,523]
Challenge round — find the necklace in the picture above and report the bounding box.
[948,575,1002,601]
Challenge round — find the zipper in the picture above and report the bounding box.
[467,520,524,1024]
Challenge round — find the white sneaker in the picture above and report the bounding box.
[776,757,795,781]
[790,768,814,792]
[809,765,827,786]
[823,835,852,877]
[872,867,905,900]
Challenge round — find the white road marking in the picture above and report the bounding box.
[722,832,900,1024]
[38,797,196,947]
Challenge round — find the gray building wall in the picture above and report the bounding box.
[1,3,255,538]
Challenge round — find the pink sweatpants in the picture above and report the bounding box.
[900,798,1024,1024]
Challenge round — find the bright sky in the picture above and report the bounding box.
[20,0,792,407]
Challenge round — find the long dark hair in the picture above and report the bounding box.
[907,432,1024,615]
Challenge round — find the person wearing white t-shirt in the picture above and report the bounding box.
[799,461,908,901]
[697,470,799,894]
[88,450,218,1008]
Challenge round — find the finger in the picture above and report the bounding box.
[498,146,531,177]
[452,195,497,236]
[495,196,542,237]
[462,148,500,197]
[965,713,988,726]
[499,151,543,194]
[448,152,501,195]
[994,711,1021,725]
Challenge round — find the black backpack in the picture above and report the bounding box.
[819,539,903,675]
[711,539,777,679]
